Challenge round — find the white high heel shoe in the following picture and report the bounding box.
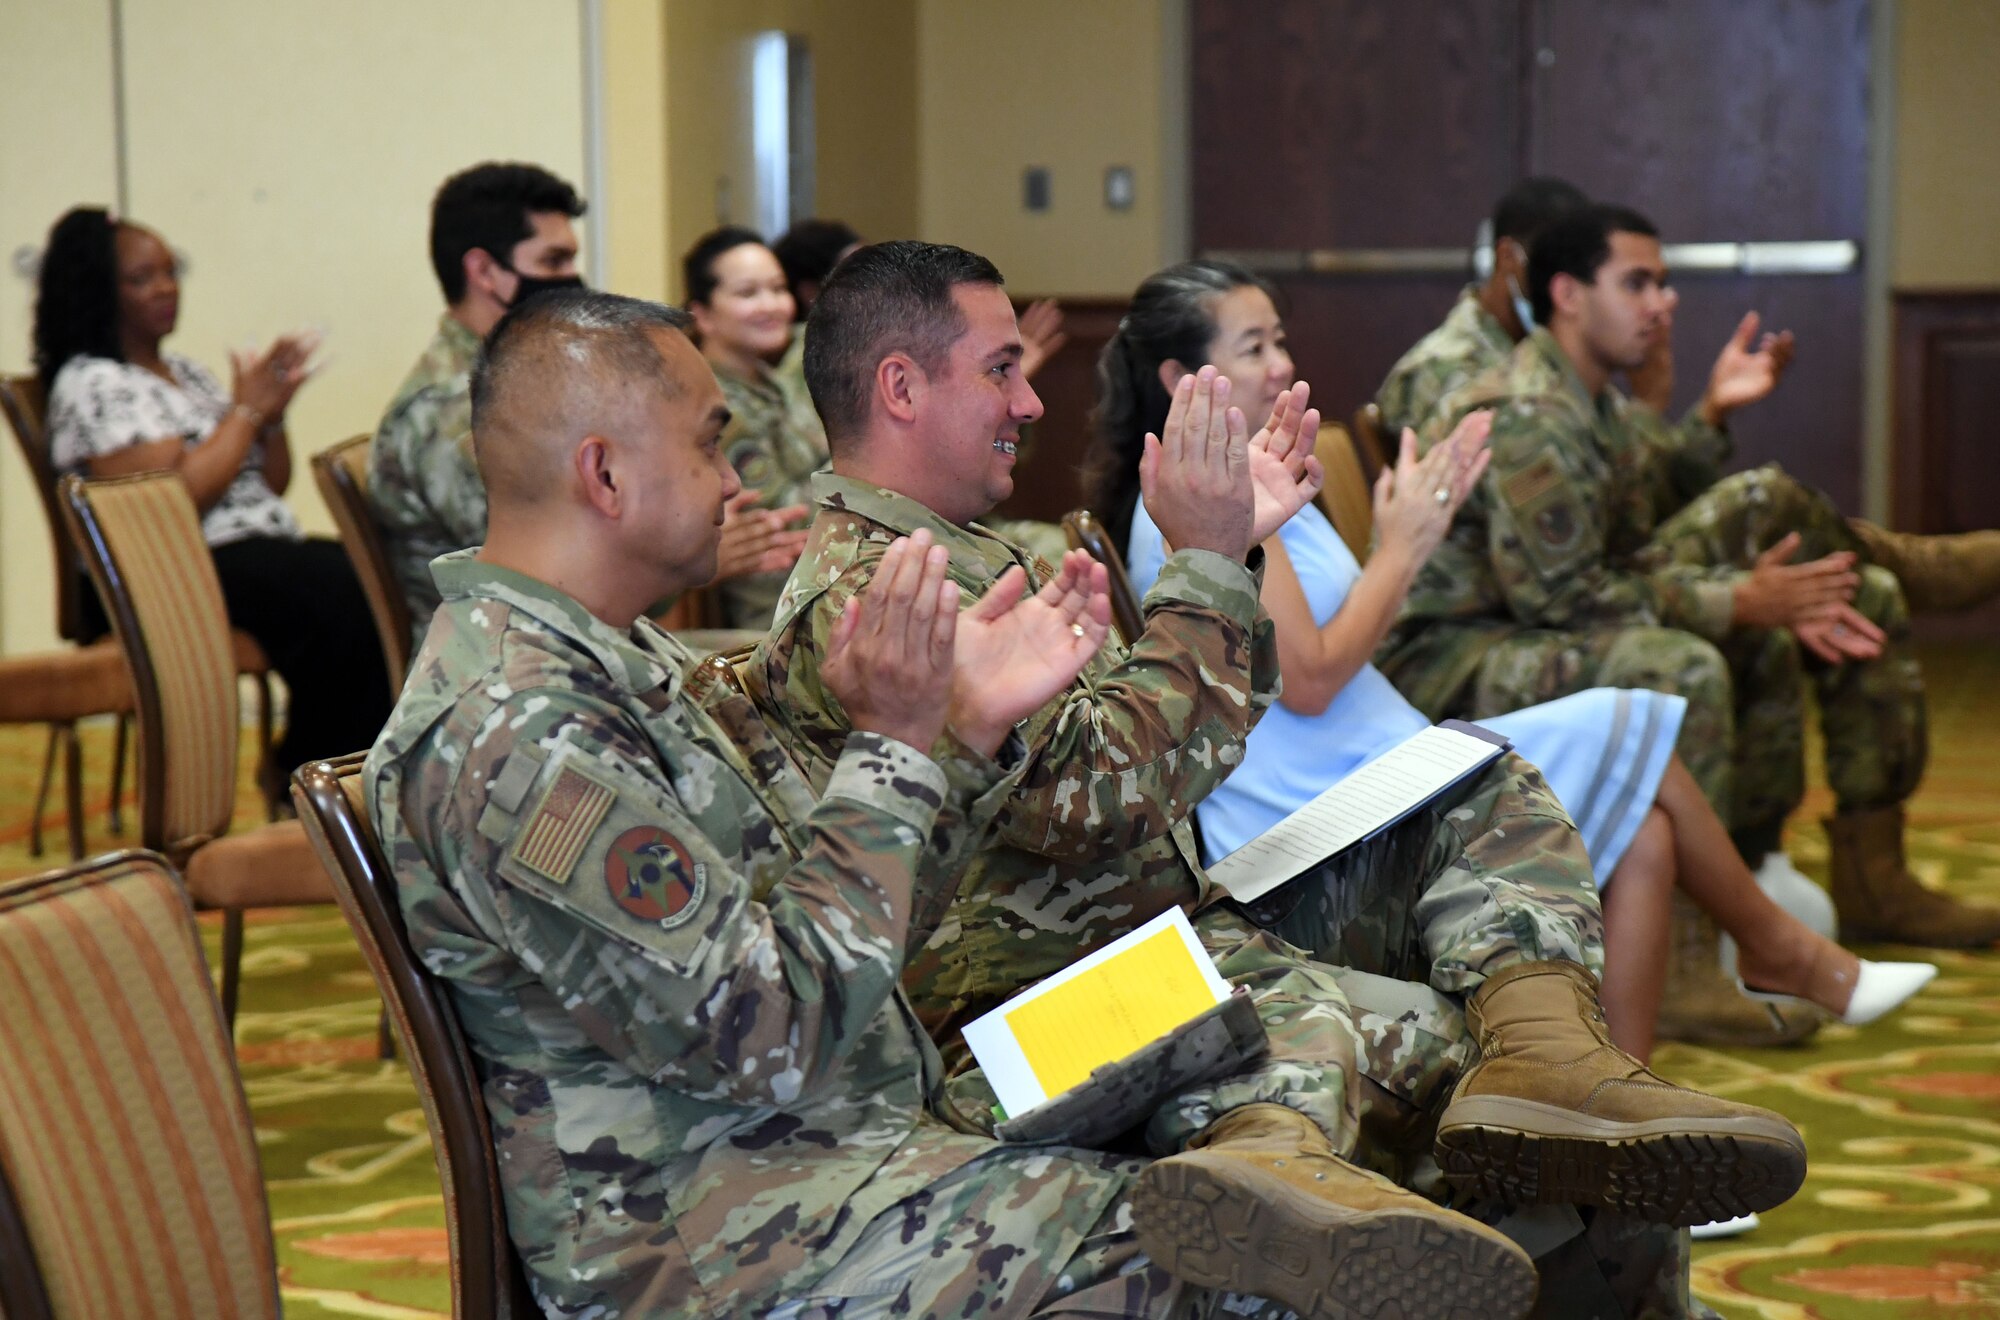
[1734,957,1936,1028]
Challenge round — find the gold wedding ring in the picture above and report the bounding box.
[1070,622,1087,637]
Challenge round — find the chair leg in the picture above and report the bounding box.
[109,712,130,835]
[29,725,61,858]
[62,724,84,861]
[253,672,279,823]
[220,909,245,1029]
[377,1007,395,1061]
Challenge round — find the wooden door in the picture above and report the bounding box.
[1191,0,1871,509]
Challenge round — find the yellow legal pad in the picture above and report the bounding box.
[1003,921,1224,1100]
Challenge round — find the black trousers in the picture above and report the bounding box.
[82,536,393,773]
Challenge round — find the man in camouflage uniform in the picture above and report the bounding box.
[1380,203,2000,949]
[369,162,588,646]
[752,240,1806,1312]
[368,288,1578,1319]
[371,162,803,650]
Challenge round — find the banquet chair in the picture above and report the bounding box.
[60,471,333,1025]
[294,754,542,1318]
[0,849,281,1318]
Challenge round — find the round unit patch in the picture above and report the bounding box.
[605,826,704,928]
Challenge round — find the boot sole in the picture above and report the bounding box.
[1837,922,2000,949]
[1132,1155,1537,1319]
[1435,1097,1807,1225]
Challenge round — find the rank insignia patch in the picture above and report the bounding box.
[511,768,616,883]
[605,826,705,929]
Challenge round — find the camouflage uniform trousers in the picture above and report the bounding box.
[764,1148,1290,1319]
[1231,759,1710,1319]
[1463,465,1924,858]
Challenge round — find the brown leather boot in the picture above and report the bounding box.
[1435,962,1807,1225]
[1654,894,1823,1047]
[1825,806,2000,947]
[1849,518,2000,613]
[1134,1103,1537,1320]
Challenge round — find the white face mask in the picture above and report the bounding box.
[1507,273,1537,334]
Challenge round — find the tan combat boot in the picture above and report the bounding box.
[1849,518,2000,613]
[1654,894,1823,1047]
[1133,1102,1538,1320]
[1435,962,1807,1225]
[1826,806,2000,947]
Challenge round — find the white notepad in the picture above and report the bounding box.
[1203,721,1510,904]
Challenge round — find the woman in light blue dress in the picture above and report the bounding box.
[1086,259,1929,1063]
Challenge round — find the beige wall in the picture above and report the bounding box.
[662,0,918,298]
[916,0,1178,296]
[0,1,587,655]
[0,2,119,656]
[1891,0,2000,286]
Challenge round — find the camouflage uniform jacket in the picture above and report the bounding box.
[368,314,486,647]
[750,473,1281,1050]
[1377,330,1746,719]
[1375,288,1732,517]
[366,550,1025,1316]
[714,328,830,629]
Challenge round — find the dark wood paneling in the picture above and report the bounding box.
[1893,291,2000,535]
[1528,0,1868,241]
[994,299,1125,524]
[1530,0,1869,511]
[1192,0,1522,250]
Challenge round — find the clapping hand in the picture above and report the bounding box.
[1731,531,1881,666]
[821,531,960,754]
[1700,311,1795,425]
[1017,299,1069,380]
[714,489,810,582]
[229,328,322,423]
[947,549,1113,754]
[1247,382,1326,544]
[1140,367,1254,561]
[1371,412,1492,570]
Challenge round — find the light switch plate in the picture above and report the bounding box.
[1105,166,1135,210]
[1023,167,1051,212]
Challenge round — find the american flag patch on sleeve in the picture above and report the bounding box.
[510,767,617,884]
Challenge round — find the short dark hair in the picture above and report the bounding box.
[1527,203,1659,325]
[680,226,769,308]
[471,289,694,434]
[429,162,586,304]
[772,218,861,300]
[1492,177,1590,246]
[803,240,1005,443]
[33,207,124,389]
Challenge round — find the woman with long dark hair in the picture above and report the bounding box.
[1088,259,1930,1071]
[36,206,391,774]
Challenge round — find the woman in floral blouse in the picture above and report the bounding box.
[36,206,391,773]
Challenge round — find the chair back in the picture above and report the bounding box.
[1351,402,1392,479]
[1,374,91,644]
[0,850,279,1319]
[1061,509,1146,647]
[1315,421,1376,563]
[292,755,538,1319]
[59,473,239,860]
[312,435,414,693]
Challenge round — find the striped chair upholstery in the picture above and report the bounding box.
[311,435,413,695]
[0,850,279,1319]
[59,473,332,1025]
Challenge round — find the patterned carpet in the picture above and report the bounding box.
[1,645,1997,1318]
